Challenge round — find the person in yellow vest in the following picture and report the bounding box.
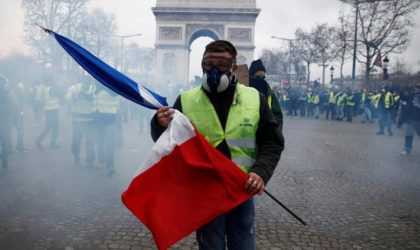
[66,76,95,166]
[36,74,60,149]
[151,40,284,249]
[336,91,346,121]
[93,83,121,176]
[307,88,313,118]
[0,74,16,169]
[392,90,400,123]
[249,59,284,131]
[325,89,337,120]
[344,88,355,122]
[377,85,394,135]
[312,90,321,119]
[298,89,308,117]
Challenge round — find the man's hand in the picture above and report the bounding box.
[244,172,265,195]
[156,107,175,128]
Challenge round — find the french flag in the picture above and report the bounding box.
[43,27,167,109]
[46,29,253,249]
[121,110,252,249]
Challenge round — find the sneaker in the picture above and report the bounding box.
[376,132,384,135]
[49,144,60,149]
[400,150,409,156]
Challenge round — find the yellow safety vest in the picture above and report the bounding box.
[346,95,355,106]
[66,83,95,121]
[94,90,120,114]
[329,92,336,104]
[384,92,393,109]
[181,84,260,173]
[307,93,313,103]
[372,94,381,108]
[43,86,59,111]
[312,94,320,105]
[337,94,346,107]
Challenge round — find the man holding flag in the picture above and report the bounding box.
[151,40,284,250]
[39,26,287,248]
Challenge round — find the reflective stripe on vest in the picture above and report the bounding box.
[329,92,336,104]
[337,94,346,107]
[67,83,95,115]
[44,87,59,111]
[94,90,120,114]
[384,92,392,109]
[346,95,355,106]
[312,94,320,104]
[181,84,260,173]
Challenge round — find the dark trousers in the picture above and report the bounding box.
[13,113,25,150]
[71,120,95,165]
[378,109,393,134]
[0,124,12,168]
[95,121,117,170]
[288,100,298,117]
[196,198,255,250]
[325,103,336,120]
[36,110,59,147]
[404,121,420,153]
[345,106,353,122]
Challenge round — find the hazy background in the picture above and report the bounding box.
[1,0,420,80]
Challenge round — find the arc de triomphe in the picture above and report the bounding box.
[152,0,260,85]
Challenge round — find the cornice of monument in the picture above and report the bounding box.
[152,7,260,22]
[152,7,260,15]
[155,0,257,9]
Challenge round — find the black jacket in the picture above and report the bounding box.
[151,83,284,184]
[249,77,284,132]
[401,92,420,122]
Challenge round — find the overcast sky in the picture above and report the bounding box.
[1,0,420,81]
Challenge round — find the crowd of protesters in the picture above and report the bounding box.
[273,81,420,155]
[0,73,153,175]
[1,71,420,172]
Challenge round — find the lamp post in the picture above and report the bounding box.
[111,33,142,72]
[383,56,389,81]
[271,36,298,84]
[330,65,335,85]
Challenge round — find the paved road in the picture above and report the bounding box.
[0,111,419,250]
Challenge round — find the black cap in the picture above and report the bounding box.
[249,59,266,76]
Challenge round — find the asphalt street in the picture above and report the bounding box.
[0,110,419,250]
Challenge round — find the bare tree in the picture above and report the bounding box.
[333,12,353,88]
[259,49,288,78]
[313,23,336,86]
[22,0,87,70]
[75,9,117,58]
[352,0,420,87]
[295,28,318,86]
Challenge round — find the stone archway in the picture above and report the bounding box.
[152,0,260,85]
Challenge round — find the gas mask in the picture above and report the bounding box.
[201,56,233,93]
[202,66,231,93]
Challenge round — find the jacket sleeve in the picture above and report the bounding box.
[150,96,182,142]
[250,93,285,184]
[269,90,284,132]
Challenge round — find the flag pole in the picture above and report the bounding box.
[263,190,307,226]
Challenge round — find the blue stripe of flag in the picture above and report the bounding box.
[51,31,167,109]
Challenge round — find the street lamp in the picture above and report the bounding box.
[271,35,298,84]
[330,65,335,84]
[111,33,142,72]
[383,56,390,81]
